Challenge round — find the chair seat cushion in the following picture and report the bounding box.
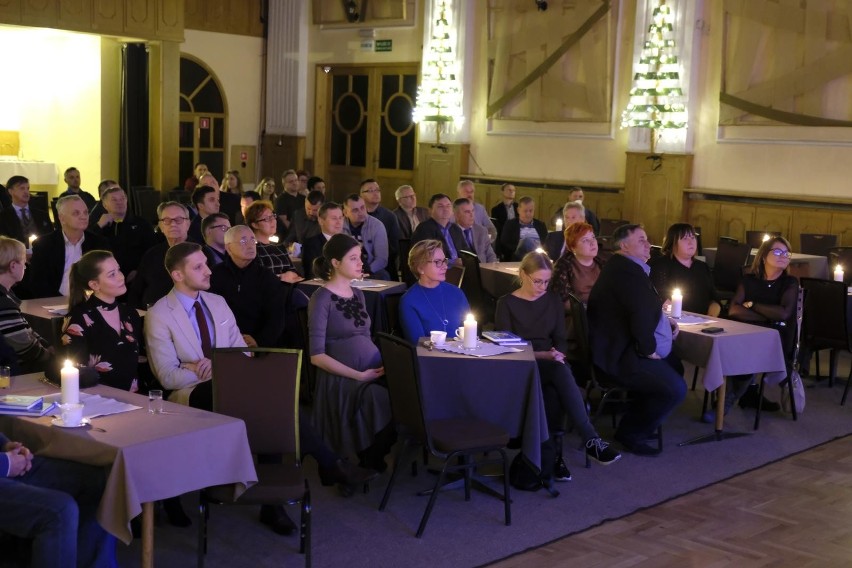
[429,418,509,453]
[205,463,305,504]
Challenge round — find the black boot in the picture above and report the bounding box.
[738,384,781,411]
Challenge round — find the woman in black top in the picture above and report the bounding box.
[650,223,719,316]
[62,250,143,392]
[496,252,621,480]
[709,236,797,419]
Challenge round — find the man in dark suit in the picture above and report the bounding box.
[411,193,471,265]
[586,224,686,456]
[59,167,97,211]
[454,198,496,263]
[543,200,587,260]
[88,185,158,279]
[29,195,108,298]
[285,189,323,244]
[499,196,548,261]
[0,176,54,245]
[490,182,518,239]
[392,184,429,240]
[302,201,345,279]
[186,185,220,244]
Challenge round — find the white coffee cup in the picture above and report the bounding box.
[455,327,465,340]
[59,402,84,427]
[429,330,447,345]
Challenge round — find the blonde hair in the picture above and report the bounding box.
[0,236,25,274]
[408,240,444,275]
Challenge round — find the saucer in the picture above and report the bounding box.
[51,417,91,428]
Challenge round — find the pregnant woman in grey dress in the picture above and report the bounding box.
[308,234,394,471]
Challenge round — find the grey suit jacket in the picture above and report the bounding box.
[460,223,497,263]
[344,215,388,274]
[145,289,246,404]
[392,206,429,240]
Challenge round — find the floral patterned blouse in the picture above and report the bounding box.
[61,296,143,392]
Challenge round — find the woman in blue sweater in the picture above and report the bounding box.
[399,239,471,344]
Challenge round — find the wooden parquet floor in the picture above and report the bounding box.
[489,434,852,568]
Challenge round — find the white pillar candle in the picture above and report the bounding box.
[61,360,79,404]
[463,313,477,349]
[555,218,563,232]
[671,288,683,319]
[835,265,844,282]
[27,234,37,250]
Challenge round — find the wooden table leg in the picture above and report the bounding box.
[142,501,154,568]
[715,380,726,435]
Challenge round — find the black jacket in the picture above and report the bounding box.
[411,218,472,260]
[498,218,548,261]
[29,230,109,298]
[0,206,54,244]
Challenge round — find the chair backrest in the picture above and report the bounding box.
[718,236,738,246]
[295,306,315,402]
[376,333,428,442]
[650,245,663,260]
[565,292,592,366]
[398,238,415,286]
[384,293,402,337]
[713,241,751,292]
[459,251,491,322]
[799,233,837,257]
[800,277,849,348]
[445,264,465,287]
[212,347,302,457]
[745,230,781,249]
[599,218,628,238]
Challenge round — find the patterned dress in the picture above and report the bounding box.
[61,296,142,392]
[308,286,391,456]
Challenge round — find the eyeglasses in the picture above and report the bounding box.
[429,258,449,267]
[531,278,550,287]
[237,237,257,246]
[769,249,792,258]
[208,224,230,233]
[399,194,415,199]
[159,217,188,225]
[361,188,380,194]
[256,215,276,224]
[578,237,597,245]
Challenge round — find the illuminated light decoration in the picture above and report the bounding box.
[621,0,687,152]
[412,0,464,145]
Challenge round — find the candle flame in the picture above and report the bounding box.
[63,359,73,368]
[762,234,770,242]
[465,313,474,321]
[535,247,545,254]
[673,288,682,296]
[269,235,280,243]
[836,265,843,272]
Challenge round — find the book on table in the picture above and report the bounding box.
[482,331,523,344]
[0,395,43,410]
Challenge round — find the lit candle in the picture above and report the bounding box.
[835,265,844,282]
[463,313,477,349]
[28,234,36,249]
[60,360,79,404]
[269,235,280,244]
[762,234,770,242]
[555,218,563,231]
[671,288,683,319]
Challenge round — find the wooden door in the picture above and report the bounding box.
[317,64,418,205]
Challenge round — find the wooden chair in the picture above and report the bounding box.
[799,234,837,258]
[200,348,310,567]
[376,333,511,538]
[712,241,751,301]
[799,278,852,398]
[745,230,781,249]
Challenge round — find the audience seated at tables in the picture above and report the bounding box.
[210,226,286,348]
[308,234,394,472]
[201,213,231,267]
[59,167,97,212]
[128,202,191,309]
[496,251,621,481]
[245,200,303,283]
[29,195,108,298]
[587,224,686,456]
[274,169,304,231]
[0,237,52,373]
[650,223,720,317]
[454,198,497,264]
[88,184,158,280]
[199,172,242,226]
[285,189,323,244]
[187,185,220,244]
[0,432,116,568]
[399,239,471,345]
[392,184,428,240]
[711,237,797,421]
[544,201,586,261]
[490,182,518,239]
[499,196,548,261]
[61,250,143,393]
[456,180,497,243]
[0,176,54,246]
[411,193,471,266]
[361,179,401,281]
[302,202,345,280]
[343,193,390,280]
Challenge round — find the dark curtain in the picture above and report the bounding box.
[120,43,149,195]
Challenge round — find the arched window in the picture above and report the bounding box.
[178,55,228,182]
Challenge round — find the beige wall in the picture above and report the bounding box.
[0,26,103,194]
[180,29,264,168]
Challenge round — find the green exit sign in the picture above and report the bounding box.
[375,39,393,52]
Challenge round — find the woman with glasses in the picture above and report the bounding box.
[245,200,302,284]
[650,223,719,316]
[257,176,278,201]
[399,239,471,345]
[496,251,620,481]
[706,236,797,421]
[309,234,393,472]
